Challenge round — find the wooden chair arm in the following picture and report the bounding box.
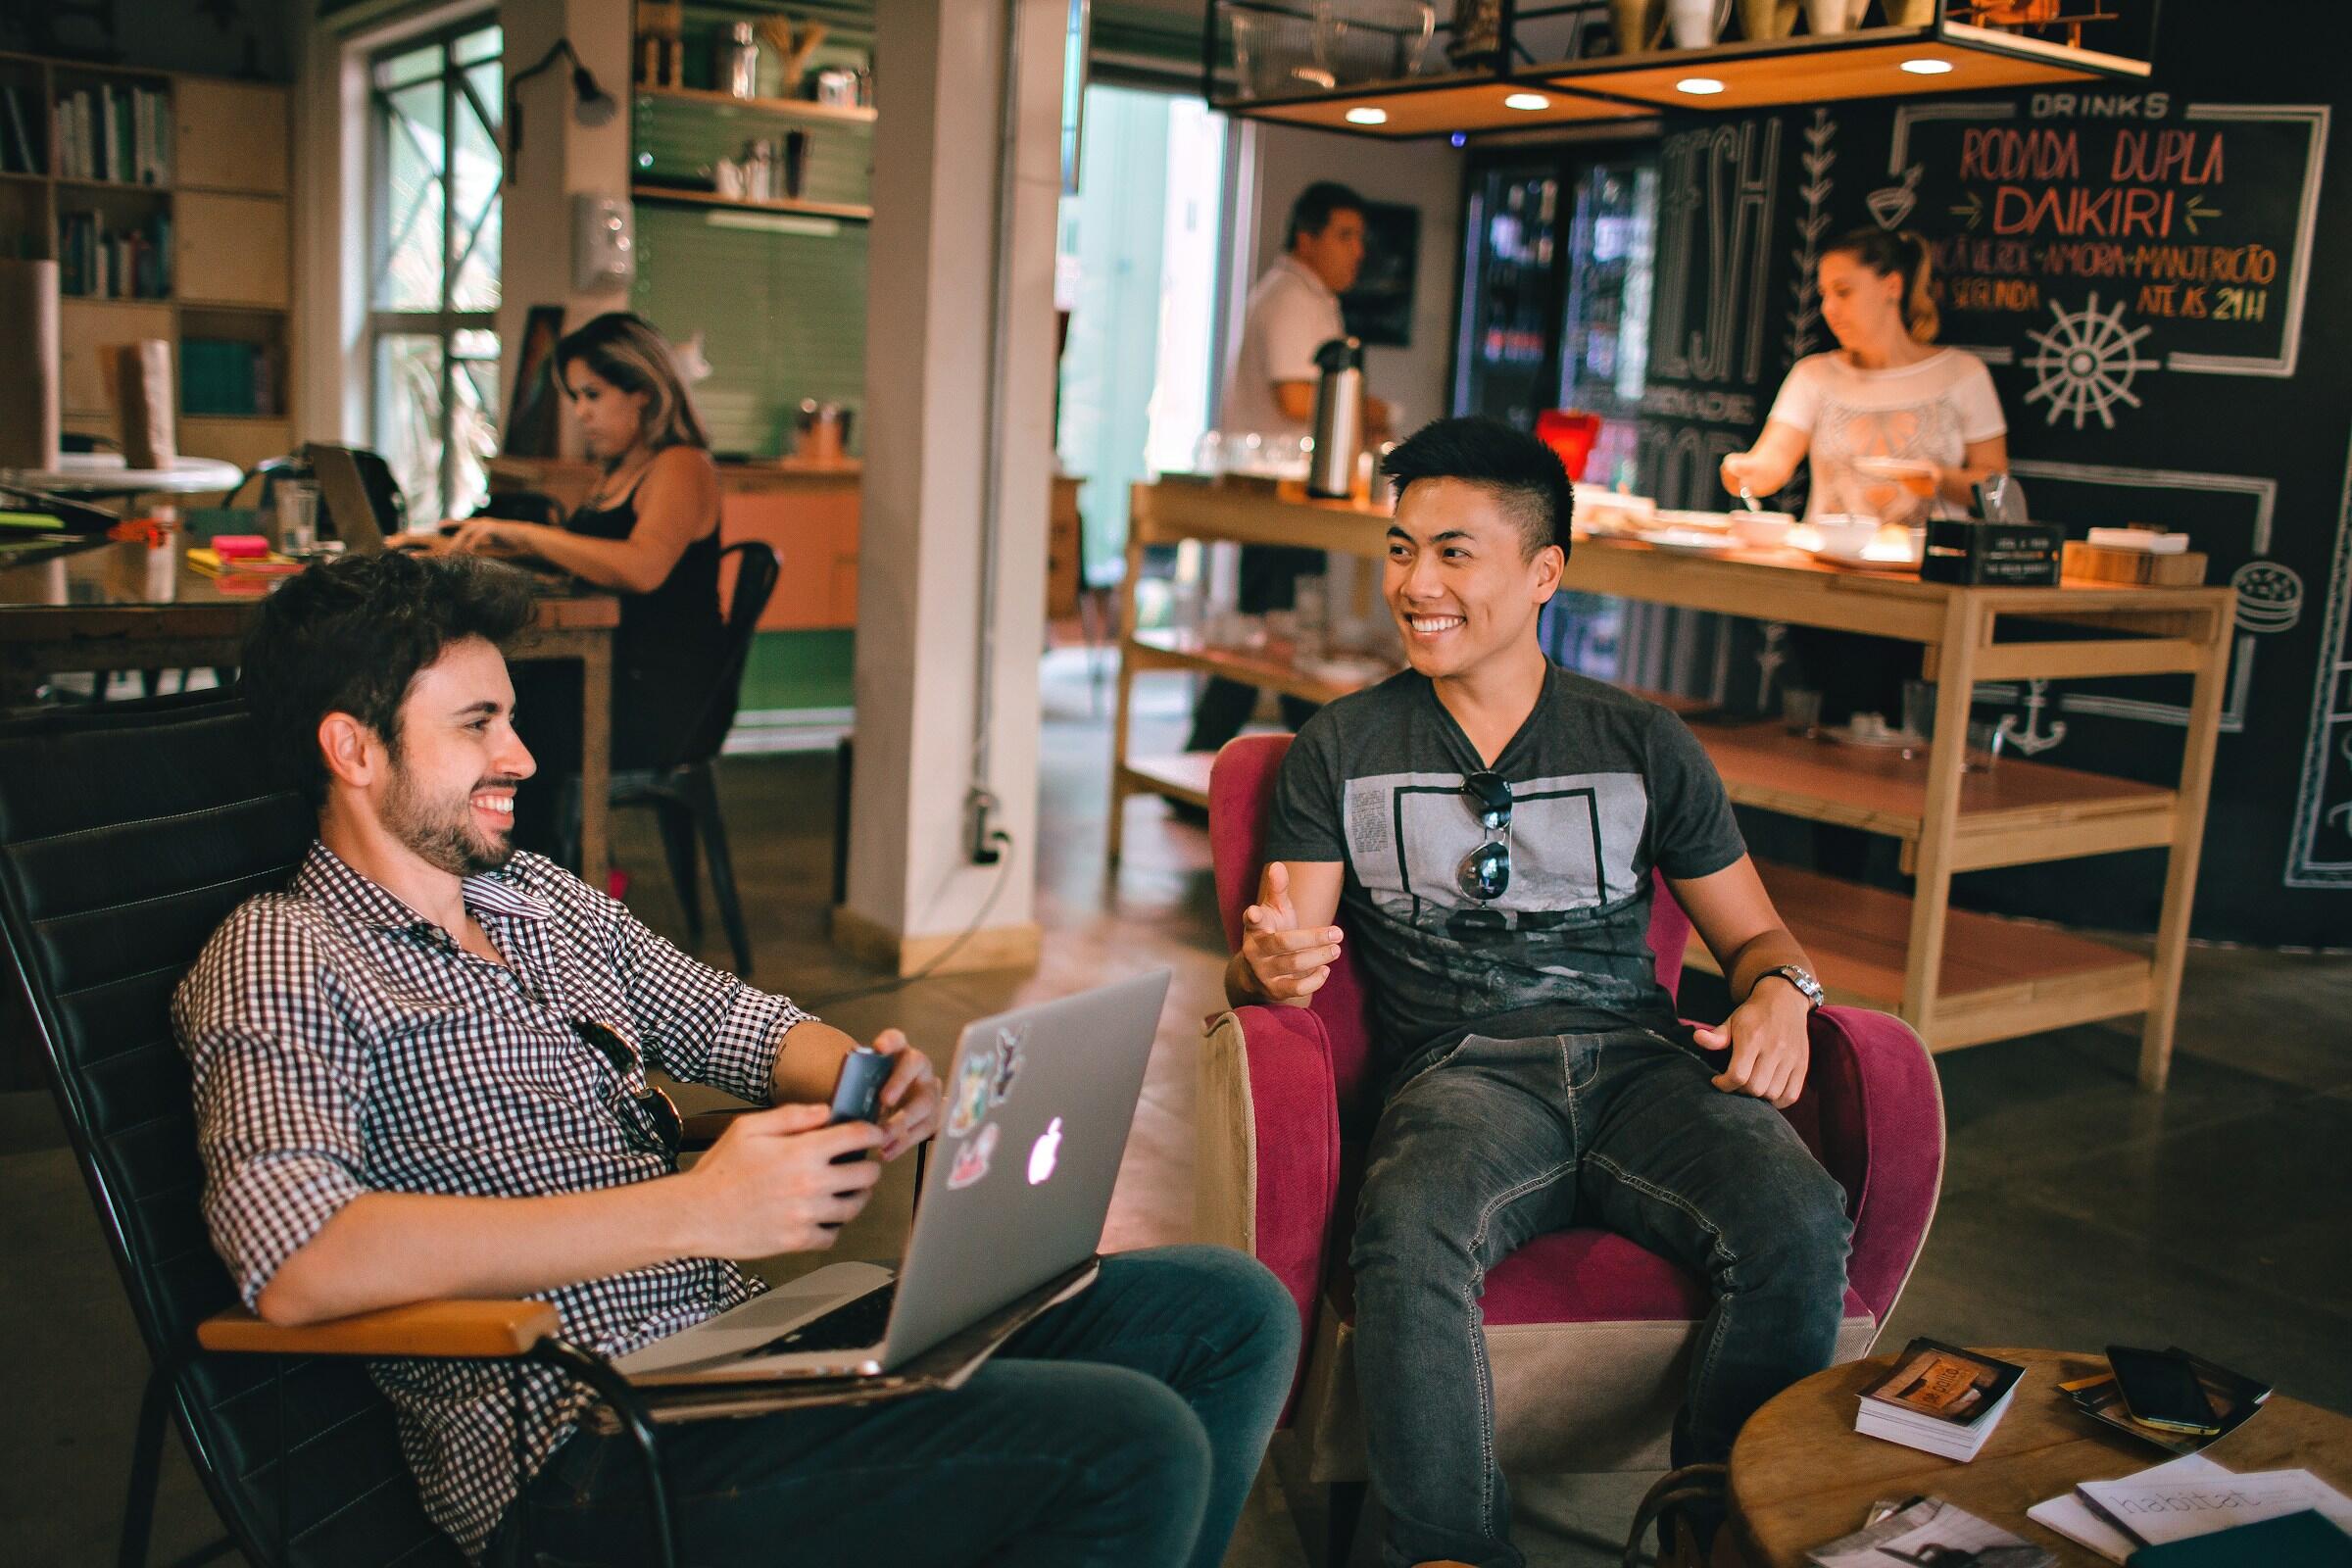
[198,1298,561,1358]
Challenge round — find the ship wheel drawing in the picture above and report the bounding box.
[2022,293,2160,429]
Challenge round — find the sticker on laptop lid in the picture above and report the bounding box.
[947,1048,995,1139]
[947,1121,999,1189]
[989,1025,1026,1106]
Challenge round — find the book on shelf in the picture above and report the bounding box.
[0,84,38,173]
[49,84,168,183]
[2057,1348,2270,1456]
[1805,1496,2052,1567]
[1853,1340,2026,1461]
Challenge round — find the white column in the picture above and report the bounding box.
[496,0,633,437]
[836,0,1063,973]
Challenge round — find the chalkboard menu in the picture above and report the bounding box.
[1893,96,2327,389]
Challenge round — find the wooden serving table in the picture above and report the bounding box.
[1727,1348,2352,1567]
[0,539,621,888]
[1117,480,2235,1089]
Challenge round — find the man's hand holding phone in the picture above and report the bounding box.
[686,1103,885,1255]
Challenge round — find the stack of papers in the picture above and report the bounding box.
[1806,1496,2052,1566]
[2031,1452,2352,1563]
[1854,1339,2026,1461]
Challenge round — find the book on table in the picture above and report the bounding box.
[2032,1451,2352,1564]
[1853,1339,2026,1460]
[1804,1496,2053,1567]
[2126,1510,2352,1566]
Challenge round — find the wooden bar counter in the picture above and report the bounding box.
[1116,478,2236,1089]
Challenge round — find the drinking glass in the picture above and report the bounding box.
[1901,678,1935,740]
[1782,686,1823,737]
[274,483,319,554]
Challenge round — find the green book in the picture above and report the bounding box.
[2129,1511,2352,1567]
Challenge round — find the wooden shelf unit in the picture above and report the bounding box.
[634,83,875,125]
[1117,480,2235,1088]
[630,184,873,223]
[0,51,293,477]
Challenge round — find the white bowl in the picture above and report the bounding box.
[1799,513,1884,556]
[1730,511,1796,549]
[1651,508,1735,531]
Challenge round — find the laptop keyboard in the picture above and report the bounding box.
[754,1282,899,1356]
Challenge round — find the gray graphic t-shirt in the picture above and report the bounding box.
[1265,664,1746,1074]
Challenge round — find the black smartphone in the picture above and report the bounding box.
[2106,1345,2221,1434]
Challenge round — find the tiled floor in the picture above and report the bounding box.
[2,653,2346,1565]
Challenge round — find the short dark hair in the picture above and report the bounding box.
[240,552,536,807]
[1382,416,1574,560]
[1287,180,1367,250]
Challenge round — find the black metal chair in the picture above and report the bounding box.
[0,691,677,1568]
[609,540,780,978]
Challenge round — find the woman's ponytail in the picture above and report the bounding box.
[1902,231,1940,344]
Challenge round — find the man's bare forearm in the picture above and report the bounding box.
[256,1173,707,1326]
[771,1016,859,1103]
[1724,928,1814,1008]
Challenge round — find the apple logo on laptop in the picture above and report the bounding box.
[1027,1117,1063,1185]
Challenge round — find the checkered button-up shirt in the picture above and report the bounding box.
[172,843,812,1556]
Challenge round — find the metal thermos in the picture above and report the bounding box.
[718,23,759,98]
[1306,336,1365,499]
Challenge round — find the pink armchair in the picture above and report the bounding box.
[1195,734,1944,1502]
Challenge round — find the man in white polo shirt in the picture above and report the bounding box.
[1188,181,1393,757]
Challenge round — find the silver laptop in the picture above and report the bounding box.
[615,968,1173,1382]
[308,444,394,555]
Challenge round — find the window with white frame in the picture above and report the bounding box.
[368,18,502,522]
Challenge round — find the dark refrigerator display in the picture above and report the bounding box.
[1555,159,1657,491]
[1449,165,1563,432]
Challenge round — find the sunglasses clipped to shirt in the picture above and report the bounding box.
[573,1019,684,1162]
[1446,770,1513,939]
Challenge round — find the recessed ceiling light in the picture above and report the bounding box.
[1345,106,1389,125]
[1676,76,1726,95]
[1503,92,1550,111]
[1900,56,1955,74]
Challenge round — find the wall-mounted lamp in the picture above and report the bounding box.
[506,38,618,184]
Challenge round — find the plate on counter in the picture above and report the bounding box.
[1638,526,1743,556]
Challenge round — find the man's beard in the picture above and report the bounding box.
[384,753,519,877]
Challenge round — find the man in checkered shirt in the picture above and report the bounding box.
[173,552,1299,1565]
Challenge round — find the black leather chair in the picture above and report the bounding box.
[0,692,675,1567]
[609,540,780,977]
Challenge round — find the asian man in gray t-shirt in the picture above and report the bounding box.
[1229,417,1851,1568]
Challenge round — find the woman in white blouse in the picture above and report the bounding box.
[1721,228,2009,525]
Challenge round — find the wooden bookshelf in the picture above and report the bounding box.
[0,52,293,481]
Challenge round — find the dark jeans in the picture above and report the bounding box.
[1350,1030,1851,1568]
[1184,545,1324,755]
[489,1246,1298,1568]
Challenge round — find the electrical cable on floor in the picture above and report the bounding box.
[807,832,1018,1009]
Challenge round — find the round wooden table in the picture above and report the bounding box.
[1729,1348,2352,1567]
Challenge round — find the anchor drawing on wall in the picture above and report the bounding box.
[1755,622,1788,710]
[1997,679,2068,756]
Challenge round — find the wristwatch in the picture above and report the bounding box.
[1755,964,1824,1010]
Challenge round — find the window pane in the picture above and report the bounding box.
[377,41,440,91]
[376,80,446,311]
[454,24,502,67]
[375,333,445,522]
[451,347,501,520]
[451,65,503,313]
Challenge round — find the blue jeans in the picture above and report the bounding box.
[1350,1030,1852,1568]
[490,1246,1298,1567]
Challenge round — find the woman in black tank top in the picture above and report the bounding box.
[434,314,728,837]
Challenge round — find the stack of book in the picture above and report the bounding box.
[51,82,172,184]
[1852,1340,2025,1461]
[59,207,171,299]
[2032,1450,2352,1563]
[2059,1348,2270,1456]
